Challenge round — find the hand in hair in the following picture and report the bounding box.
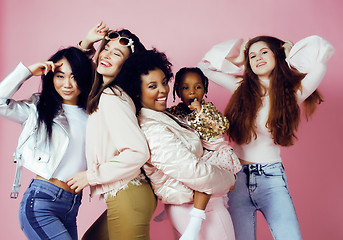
[283,40,294,58]
[80,21,109,50]
[27,61,63,76]
[226,38,249,67]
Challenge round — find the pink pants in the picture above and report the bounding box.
[165,196,235,240]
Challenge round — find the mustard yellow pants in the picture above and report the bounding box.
[82,181,157,240]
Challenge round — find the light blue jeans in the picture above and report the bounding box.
[227,162,302,240]
[18,179,82,240]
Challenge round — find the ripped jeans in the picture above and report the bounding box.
[227,162,302,240]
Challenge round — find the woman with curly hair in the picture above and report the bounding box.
[116,49,236,240]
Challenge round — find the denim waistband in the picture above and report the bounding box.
[242,162,284,174]
[28,179,82,201]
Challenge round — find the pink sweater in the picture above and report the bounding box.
[86,87,150,197]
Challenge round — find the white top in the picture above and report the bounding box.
[52,104,88,181]
[199,35,334,164]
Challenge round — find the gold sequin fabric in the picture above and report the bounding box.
[167,101,230,141]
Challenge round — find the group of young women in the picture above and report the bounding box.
[0,21,334,240]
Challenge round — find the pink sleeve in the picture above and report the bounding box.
[86,92,150,185]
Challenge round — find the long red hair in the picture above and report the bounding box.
[225,36,323,146]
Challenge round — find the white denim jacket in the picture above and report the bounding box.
[0,63,71,198]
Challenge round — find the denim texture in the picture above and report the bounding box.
[228,162,302,240]
[18,179,82,240]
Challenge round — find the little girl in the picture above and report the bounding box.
[166,67,241,240]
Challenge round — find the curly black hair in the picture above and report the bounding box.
[115,48,173,114]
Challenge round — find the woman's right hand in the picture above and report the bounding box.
[226,38,249,67]
[80,21,109,50]
[27,61,63,76]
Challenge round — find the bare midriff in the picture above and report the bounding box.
[239,159,255,165]
[36,175,77,194]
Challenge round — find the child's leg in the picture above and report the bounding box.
[179,191,210,240]
[193,191,211,210]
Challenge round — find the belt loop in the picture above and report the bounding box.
[57,188,63,198]
[257,164,263,175]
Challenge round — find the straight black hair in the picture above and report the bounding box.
[37,47,93,137]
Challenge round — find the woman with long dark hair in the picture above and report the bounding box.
[198,35,334,239]
[0,47,93,239]
[66,22,156,239]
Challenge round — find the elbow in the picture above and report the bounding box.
[135,147,150,166]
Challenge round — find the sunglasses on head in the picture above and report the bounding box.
[105,31,135,53]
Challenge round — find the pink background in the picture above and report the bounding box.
[0,0,342,239]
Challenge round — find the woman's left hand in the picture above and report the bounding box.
[283,40,294,58]
[66,171,89,193]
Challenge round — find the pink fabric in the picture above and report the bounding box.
[165,197,235,240]
[201,144,242,174]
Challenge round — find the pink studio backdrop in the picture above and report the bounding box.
[1,0,342,239]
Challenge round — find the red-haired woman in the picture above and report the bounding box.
[198,35,334,240]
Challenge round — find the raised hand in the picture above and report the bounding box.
[189,98,202,113]
[27,61,63,76]
[283,40,294,58]
[226,38,249,67]
[80,21,110,50]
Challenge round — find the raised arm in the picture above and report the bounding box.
[285,35,335,103]
[0,61,61,123]
[78,21,109,51]
[198,39,246,93]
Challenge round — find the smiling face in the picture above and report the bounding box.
[97,39,131,84]
[179,72,205,105]
[53,58,81,105]
[248,41,276,80]
[140,68,169,111]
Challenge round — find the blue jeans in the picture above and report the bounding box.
[18,179,82,240]
[227,162,302,240]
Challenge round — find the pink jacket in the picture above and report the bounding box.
[139,108,236,205]
[86,87,150,197]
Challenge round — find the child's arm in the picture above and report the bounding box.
[187,101,229,141]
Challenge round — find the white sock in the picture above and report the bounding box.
[179,208,206,240]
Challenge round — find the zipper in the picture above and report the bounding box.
[14,126,38,162]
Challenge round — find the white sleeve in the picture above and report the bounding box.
[0,62,34,123]
[285,35,335,103]
[198,39,245,93]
